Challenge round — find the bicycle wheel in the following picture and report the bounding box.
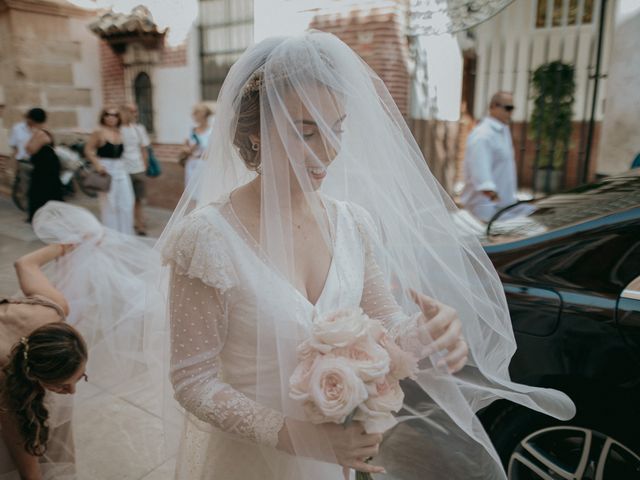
[11,161,31,211]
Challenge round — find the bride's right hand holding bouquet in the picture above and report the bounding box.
[283,290,468,477]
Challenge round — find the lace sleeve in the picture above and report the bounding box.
[161,210,237,292]
[169,269,285,447]
[346,203,425,356]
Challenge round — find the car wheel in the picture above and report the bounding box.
[509,425,640,479]
[488,405,640,479]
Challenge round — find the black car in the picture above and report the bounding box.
[478,170,640,479]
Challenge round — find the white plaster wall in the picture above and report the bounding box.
[411,33,462,121]
[152,26,200,144]
[254,0,327,42]
[596,9,640,174]
[472,0,614,122]
[69,16,103,134]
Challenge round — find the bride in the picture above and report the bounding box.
[158,31,574,479]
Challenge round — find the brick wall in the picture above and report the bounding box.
[160,44,187,68]
[452,119,601,194]
[310,5,410,116]
[99,40,126,107]
[511,121,601,190]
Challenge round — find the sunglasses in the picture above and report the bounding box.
[496,103,515,112]
[104,112,119,117]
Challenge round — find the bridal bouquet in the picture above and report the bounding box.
[289,308,418,478]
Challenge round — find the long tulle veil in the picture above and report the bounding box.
[27,30,575,480]
[152,31,575,479]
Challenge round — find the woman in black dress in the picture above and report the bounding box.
[25,124,62,222]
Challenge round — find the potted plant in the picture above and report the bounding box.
[529,61,576,192]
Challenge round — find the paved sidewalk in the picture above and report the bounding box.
[0,195,175,480]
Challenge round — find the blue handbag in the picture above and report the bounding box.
[146,146,162,177]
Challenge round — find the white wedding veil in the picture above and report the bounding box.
[155,31,575,479]
[24,202,167,479]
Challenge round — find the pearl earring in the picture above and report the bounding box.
[251,142,259,151]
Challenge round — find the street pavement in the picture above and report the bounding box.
[0,195,175,480]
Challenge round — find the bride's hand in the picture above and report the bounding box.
[322,422,385,474]
[409,289,469,373]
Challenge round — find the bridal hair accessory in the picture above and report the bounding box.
[240,41,335,99]
[241,67,264,97]
[20,336,30,372]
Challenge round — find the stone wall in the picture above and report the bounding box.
[0,0,102,197]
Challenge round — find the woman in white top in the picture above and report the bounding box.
[180,103,214,193]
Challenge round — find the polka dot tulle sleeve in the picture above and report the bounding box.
[169,270,284,447]
[347,202,426,357]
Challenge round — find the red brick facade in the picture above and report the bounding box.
[97,40,187,208]
[310,5,410,116]
[99,40,126,107]
[160,44,188,67]
[511,121,600,190]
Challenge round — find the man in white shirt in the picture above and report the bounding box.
[9,108,47,161]
[120,104,150,235]
[460,92,518,222]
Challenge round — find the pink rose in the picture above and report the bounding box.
[296,338,319,361]
[354,410,397,434]
[310,308,370,353]
[379,333,418,381]
[355,378,404,433]
[333,333,390,382]
[365,378,404,413]
[289,354,318,401]
[303,356,369,424]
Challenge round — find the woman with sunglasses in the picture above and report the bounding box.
[0,244,88,480]
[85,107,135,234]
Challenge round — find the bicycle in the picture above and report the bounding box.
[11,159,33,212]
[10,143,97,212]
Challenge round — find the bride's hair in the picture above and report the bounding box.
[0,323,87,456]
[233,83,261,171]
[232,37,338,172]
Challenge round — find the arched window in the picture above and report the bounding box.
[134,72,154,133]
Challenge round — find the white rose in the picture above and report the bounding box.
[310,308,370,353]
[305,356,369,424]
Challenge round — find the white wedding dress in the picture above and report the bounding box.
[155,31,574,480]
[163,195,422,479]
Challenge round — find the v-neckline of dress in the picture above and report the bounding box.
[223,192,339,309]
